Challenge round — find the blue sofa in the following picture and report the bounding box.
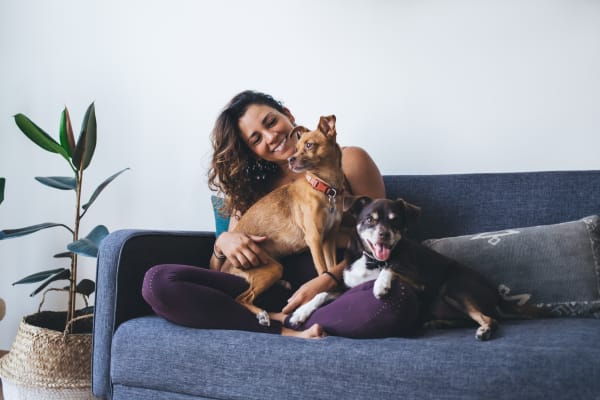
[92,170,600,400]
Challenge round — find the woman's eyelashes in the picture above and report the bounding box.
[250,134,261,146]
[264,116,277,128]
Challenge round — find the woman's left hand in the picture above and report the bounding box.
[282,273,337,314]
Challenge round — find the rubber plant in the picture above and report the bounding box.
[0,103,127,333]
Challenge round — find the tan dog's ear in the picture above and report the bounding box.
[318,115,337,138]
[396,198,421,228]
[345,195,372,217]
[291,125,309,139]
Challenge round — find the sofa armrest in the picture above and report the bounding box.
[92,229,215,399]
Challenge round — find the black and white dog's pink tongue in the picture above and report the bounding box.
[373,243,391,261]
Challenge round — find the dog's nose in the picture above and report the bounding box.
[378,230,391,241]
[288,156,296,164]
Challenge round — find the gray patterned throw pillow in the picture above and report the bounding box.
[423,215,600,318]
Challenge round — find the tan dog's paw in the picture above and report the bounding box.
[257,310,270,326]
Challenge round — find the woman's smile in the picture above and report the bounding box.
[272,135,289,153]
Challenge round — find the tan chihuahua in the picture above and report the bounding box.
[220,115,345,326]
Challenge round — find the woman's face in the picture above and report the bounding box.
[238,104,297,165]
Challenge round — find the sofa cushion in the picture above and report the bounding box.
[423,215,600,318]
[110,316,600,400]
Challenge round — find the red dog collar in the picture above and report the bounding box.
[305,174,339,198]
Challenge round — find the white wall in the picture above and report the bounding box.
[1,0,599,349]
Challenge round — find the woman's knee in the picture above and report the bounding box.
[356,278,420,336]
[141,264,179,310]
[384,280,420,334]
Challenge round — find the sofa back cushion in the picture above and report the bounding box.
[384,170,600,241]
[211,171,600,240]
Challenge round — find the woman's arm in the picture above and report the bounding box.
[209,212,270,270]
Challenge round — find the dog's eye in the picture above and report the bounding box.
[305,142,314,150]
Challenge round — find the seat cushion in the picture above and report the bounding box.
[110,316,600,400]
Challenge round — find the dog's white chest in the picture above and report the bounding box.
[343,255,381,288]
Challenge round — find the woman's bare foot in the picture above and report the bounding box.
[281,323,326,339]
[269,312,326,338]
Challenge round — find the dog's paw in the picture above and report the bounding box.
[289,302,318,326]
[289,308,311,326]
[475,320,497,341]
[289,292,332,327]
[373,270,393,299]
[373,281,389,298]
[257,310,270,327]
[475,326,492,341]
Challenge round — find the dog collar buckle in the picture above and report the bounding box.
[306,174,339,203]
[306,174,339,213]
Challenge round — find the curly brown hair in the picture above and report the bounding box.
[208,90,286,216]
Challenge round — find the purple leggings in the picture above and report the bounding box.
[142,252,419,338]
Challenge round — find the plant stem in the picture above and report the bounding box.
[67,168,84,334]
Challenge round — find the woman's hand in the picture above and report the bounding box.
[214,231,270,269]
[282,273,337,314]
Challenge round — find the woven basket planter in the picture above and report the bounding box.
[0,311,96,400]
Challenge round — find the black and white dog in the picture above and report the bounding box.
[290,197,528,340]
[289,197,420,327]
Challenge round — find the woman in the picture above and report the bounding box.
[142,90,418,338]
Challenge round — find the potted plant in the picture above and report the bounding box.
[0,103,127,399]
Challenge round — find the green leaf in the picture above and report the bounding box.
[72,103,97,171]
[53,251,74,259]
[76,279,95,297]
[0,222,73,240]
[12,268,67,285]
[59,107,76,157]
[67,225,109,257]
[78,305,94,315]
[14,113,70,161]
[0,177,5,205]
[29,268,71,297]
[35,176,77,190]
[82,168,129,211]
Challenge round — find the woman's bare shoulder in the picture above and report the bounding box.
[341,146,385,198]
